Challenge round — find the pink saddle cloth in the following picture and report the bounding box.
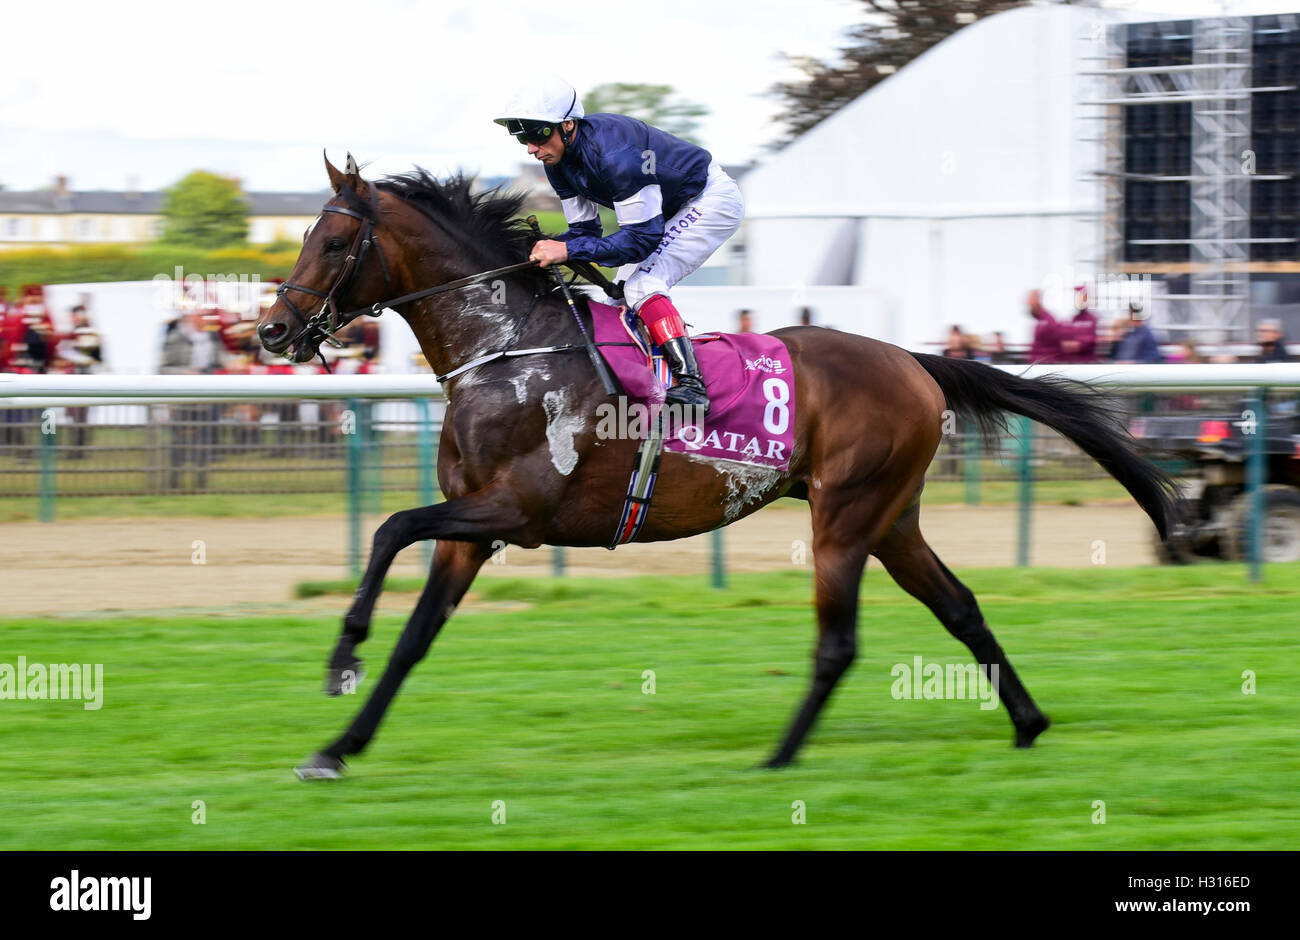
[589,300,795,471]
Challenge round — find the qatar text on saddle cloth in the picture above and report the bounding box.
[590,300,795,471]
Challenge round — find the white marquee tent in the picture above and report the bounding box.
[739,3,1181,352]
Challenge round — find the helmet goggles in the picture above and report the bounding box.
[501,118,557,145]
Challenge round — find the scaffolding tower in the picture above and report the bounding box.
[1078,14,1297,344]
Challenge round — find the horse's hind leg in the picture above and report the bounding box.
[766,481,919,768]
[872,504,1050,747]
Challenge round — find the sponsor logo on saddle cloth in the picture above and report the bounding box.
[589,301,796,471]
[743,354,787,375]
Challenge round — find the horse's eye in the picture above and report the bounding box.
[325,238,346,252]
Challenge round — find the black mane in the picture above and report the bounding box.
[375,169,562,296]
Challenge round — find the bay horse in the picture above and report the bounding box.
[258,155,1175,779]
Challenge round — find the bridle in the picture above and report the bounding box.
[269,182,626,375]
[275,184,392,360]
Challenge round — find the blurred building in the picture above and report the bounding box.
[485,163,561,212]
[740,5,1300,351]
[0,177,328,249]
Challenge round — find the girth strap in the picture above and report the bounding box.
[609,410,666,549]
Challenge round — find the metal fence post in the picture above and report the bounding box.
[552,545,565,576]
[361,401,381,515]
[1017,415,1034,567]
[1248,387,1267,583]
[38,408,56,522]
[347,399,362,578]
[963,425,981,506]
[416,398,435,569]
[711,527,726,589]
[148,404,164,494]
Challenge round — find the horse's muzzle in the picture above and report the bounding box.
[258,319,292,353]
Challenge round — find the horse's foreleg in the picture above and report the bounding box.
[325,486,523,694]
[296,537,492,779]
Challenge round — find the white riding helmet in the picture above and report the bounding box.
[494,76,585,138]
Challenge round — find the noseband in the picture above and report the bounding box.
[275,185,392,356]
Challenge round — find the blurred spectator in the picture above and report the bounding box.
[0,287,8,366]
[160,309,225,490]
[2,288,55,458]
[1060,284,1098,363]
[161,309,226,376]
[57,304,103,458]
[1113,302,1162,363]
[220,319,259,374]
[1,290,22,446]
[987,331,1014,364]
[1098,317,1125,361]
[220,320,261,450]
[737,309,755,333]
[12,290,56,376]
[798,306,814,327]
[67,305,103,370]
[1253,319,1289,363]
[1026,290,1062,363]
[1174,340,1205,364]
[942,324,975,359]
[942,324,963,357]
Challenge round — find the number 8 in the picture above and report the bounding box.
[763,377,790,434]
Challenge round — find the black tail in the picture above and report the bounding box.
[910,353,1177,541]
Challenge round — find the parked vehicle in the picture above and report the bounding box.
[1129,399,1300,563]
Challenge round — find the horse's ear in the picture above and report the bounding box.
[343,151,370,198]
[324,150,346,195]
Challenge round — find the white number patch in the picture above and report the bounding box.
[762,377,790,434]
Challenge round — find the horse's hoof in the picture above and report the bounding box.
[294,753,346,781]
[1014,714,1051,748]
[761,755,793,770]
[324,659,365,696]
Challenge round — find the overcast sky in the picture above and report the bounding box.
[3,0,1298,194]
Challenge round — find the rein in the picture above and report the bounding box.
[433,285,634,385]
[276,186,625,380]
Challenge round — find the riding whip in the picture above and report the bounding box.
[527,215,619,397]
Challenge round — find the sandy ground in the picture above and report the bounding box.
[0,501,1158,616]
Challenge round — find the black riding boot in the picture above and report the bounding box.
[660,335,711,415]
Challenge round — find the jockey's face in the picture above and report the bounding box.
[526,120,575,165]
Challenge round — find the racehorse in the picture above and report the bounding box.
[258,154,1176,779]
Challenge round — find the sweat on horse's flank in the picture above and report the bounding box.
[0,503,1157,615]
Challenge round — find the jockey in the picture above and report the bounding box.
[495,77,744,415]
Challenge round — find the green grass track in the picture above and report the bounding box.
[0,566,1295,849]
